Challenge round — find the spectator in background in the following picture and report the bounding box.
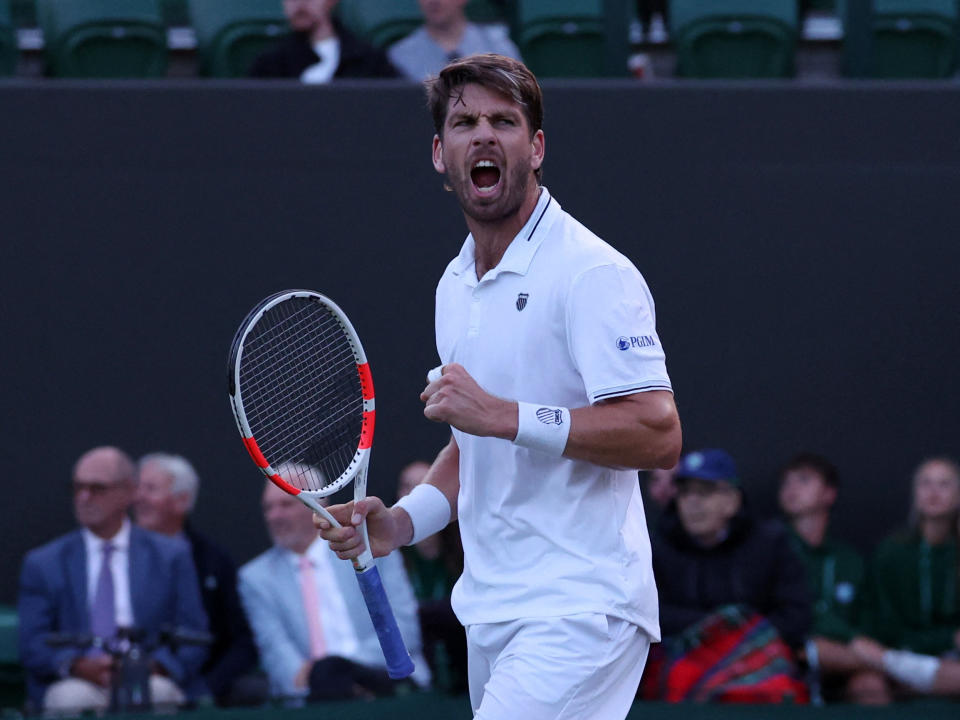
[134,453,263,706]
[850,635,960,699]
[249,0,397,83]
[645,465,677,508]
[641,464,677,530]
[18,447,208,715]
[396,460,467,693]
[644,449,811,702]
[239,476,429,703]
[388,0,522,81]
[856,456,960,700]
[777,453,875,703]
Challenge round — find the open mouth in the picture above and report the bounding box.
[470,159,502,193]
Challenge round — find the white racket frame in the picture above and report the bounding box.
[229,290,376,570]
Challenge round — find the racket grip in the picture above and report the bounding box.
[355,565,415,679]
[427,365,443,383]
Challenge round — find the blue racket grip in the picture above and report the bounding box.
[355,564,415,679]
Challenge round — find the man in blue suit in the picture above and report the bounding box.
[17,446,209,714]
[239,479,429,702]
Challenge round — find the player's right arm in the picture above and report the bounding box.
[317,435,460,561]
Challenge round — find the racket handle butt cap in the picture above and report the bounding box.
[427,365,443,383]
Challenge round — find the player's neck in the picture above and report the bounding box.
[790,511,829,547]
[426,16,467,53]
[468,186,541,279]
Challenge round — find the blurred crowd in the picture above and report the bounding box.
[640,450,960,705]
[14,443,959,715]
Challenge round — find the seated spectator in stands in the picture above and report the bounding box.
[396,460,466,693]
[18,447,208,715]
[642,463,677,529]
[850,635,960,699]
[134,453,263,706]
[644,449,811,702]
[388,0,522,81]
[249,0,397,82]
[239,475,429,703]
[857,456,960,699]
[778,453,876,703]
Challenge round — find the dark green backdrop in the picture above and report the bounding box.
[1,79,959,603]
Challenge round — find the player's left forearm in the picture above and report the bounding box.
[564,391,681,469]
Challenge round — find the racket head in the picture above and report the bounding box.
[228,290,375,500]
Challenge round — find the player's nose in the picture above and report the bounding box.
[471,119,497,144]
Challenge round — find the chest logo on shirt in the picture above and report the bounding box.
[516,293,529,311]
[617,335,656,351]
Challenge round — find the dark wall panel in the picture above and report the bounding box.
[2,80,958,604]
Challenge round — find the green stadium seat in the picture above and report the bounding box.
[467,0,508,24]
[670,0,798,78]
[338,0,423,49]
[37,0,168,78]
[188,0,286,77]
[870,0,958,77]
[0,0,16,75]
[0,606,23,710]
[515,0,607,78]
[10,0,33,27]
[161,0,189,26]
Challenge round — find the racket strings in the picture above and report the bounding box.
[238,298,365,491]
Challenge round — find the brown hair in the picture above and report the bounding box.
[425,53,544,182]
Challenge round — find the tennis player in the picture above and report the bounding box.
[319,53,681,719]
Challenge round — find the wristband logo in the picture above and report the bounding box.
[536,407,564,425]
[617,335,656,351]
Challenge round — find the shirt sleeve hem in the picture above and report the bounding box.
[589,381,674,404]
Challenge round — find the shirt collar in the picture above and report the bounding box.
[82,516,132,554]
[451,187,558,281]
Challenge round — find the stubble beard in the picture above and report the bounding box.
[450,160,531,225]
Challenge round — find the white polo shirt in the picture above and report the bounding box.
[435,188,670,640]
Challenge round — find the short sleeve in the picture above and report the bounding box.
[566,262,672,404]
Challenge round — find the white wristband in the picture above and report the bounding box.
[513,401,570,456]
[882,650,940,691]
[394,483,451,545]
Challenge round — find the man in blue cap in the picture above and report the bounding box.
[644,449,812,701]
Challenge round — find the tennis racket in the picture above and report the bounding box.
[227,289,414,679]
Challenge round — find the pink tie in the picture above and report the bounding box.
[298,555,326,659]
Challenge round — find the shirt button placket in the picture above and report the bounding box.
[468,287,482,337]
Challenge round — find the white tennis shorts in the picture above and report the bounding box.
[467,613,651,720]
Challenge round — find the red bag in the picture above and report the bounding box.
[640,605,809,704]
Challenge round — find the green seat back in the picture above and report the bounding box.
[37,0,167,77]
[516,0,607,77]
[338,0,422,48]
[467,0,507,24]
[10,0,33,27]
[161,0,189,26]
[670,0,798,78]
[871,0,958,77]
[0,0,16,75]
[0,607,17,666]
[0,606,23,710]
[188,0,286,77]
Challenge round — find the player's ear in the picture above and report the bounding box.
[432,135,445,174]
[530,130,545,172]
